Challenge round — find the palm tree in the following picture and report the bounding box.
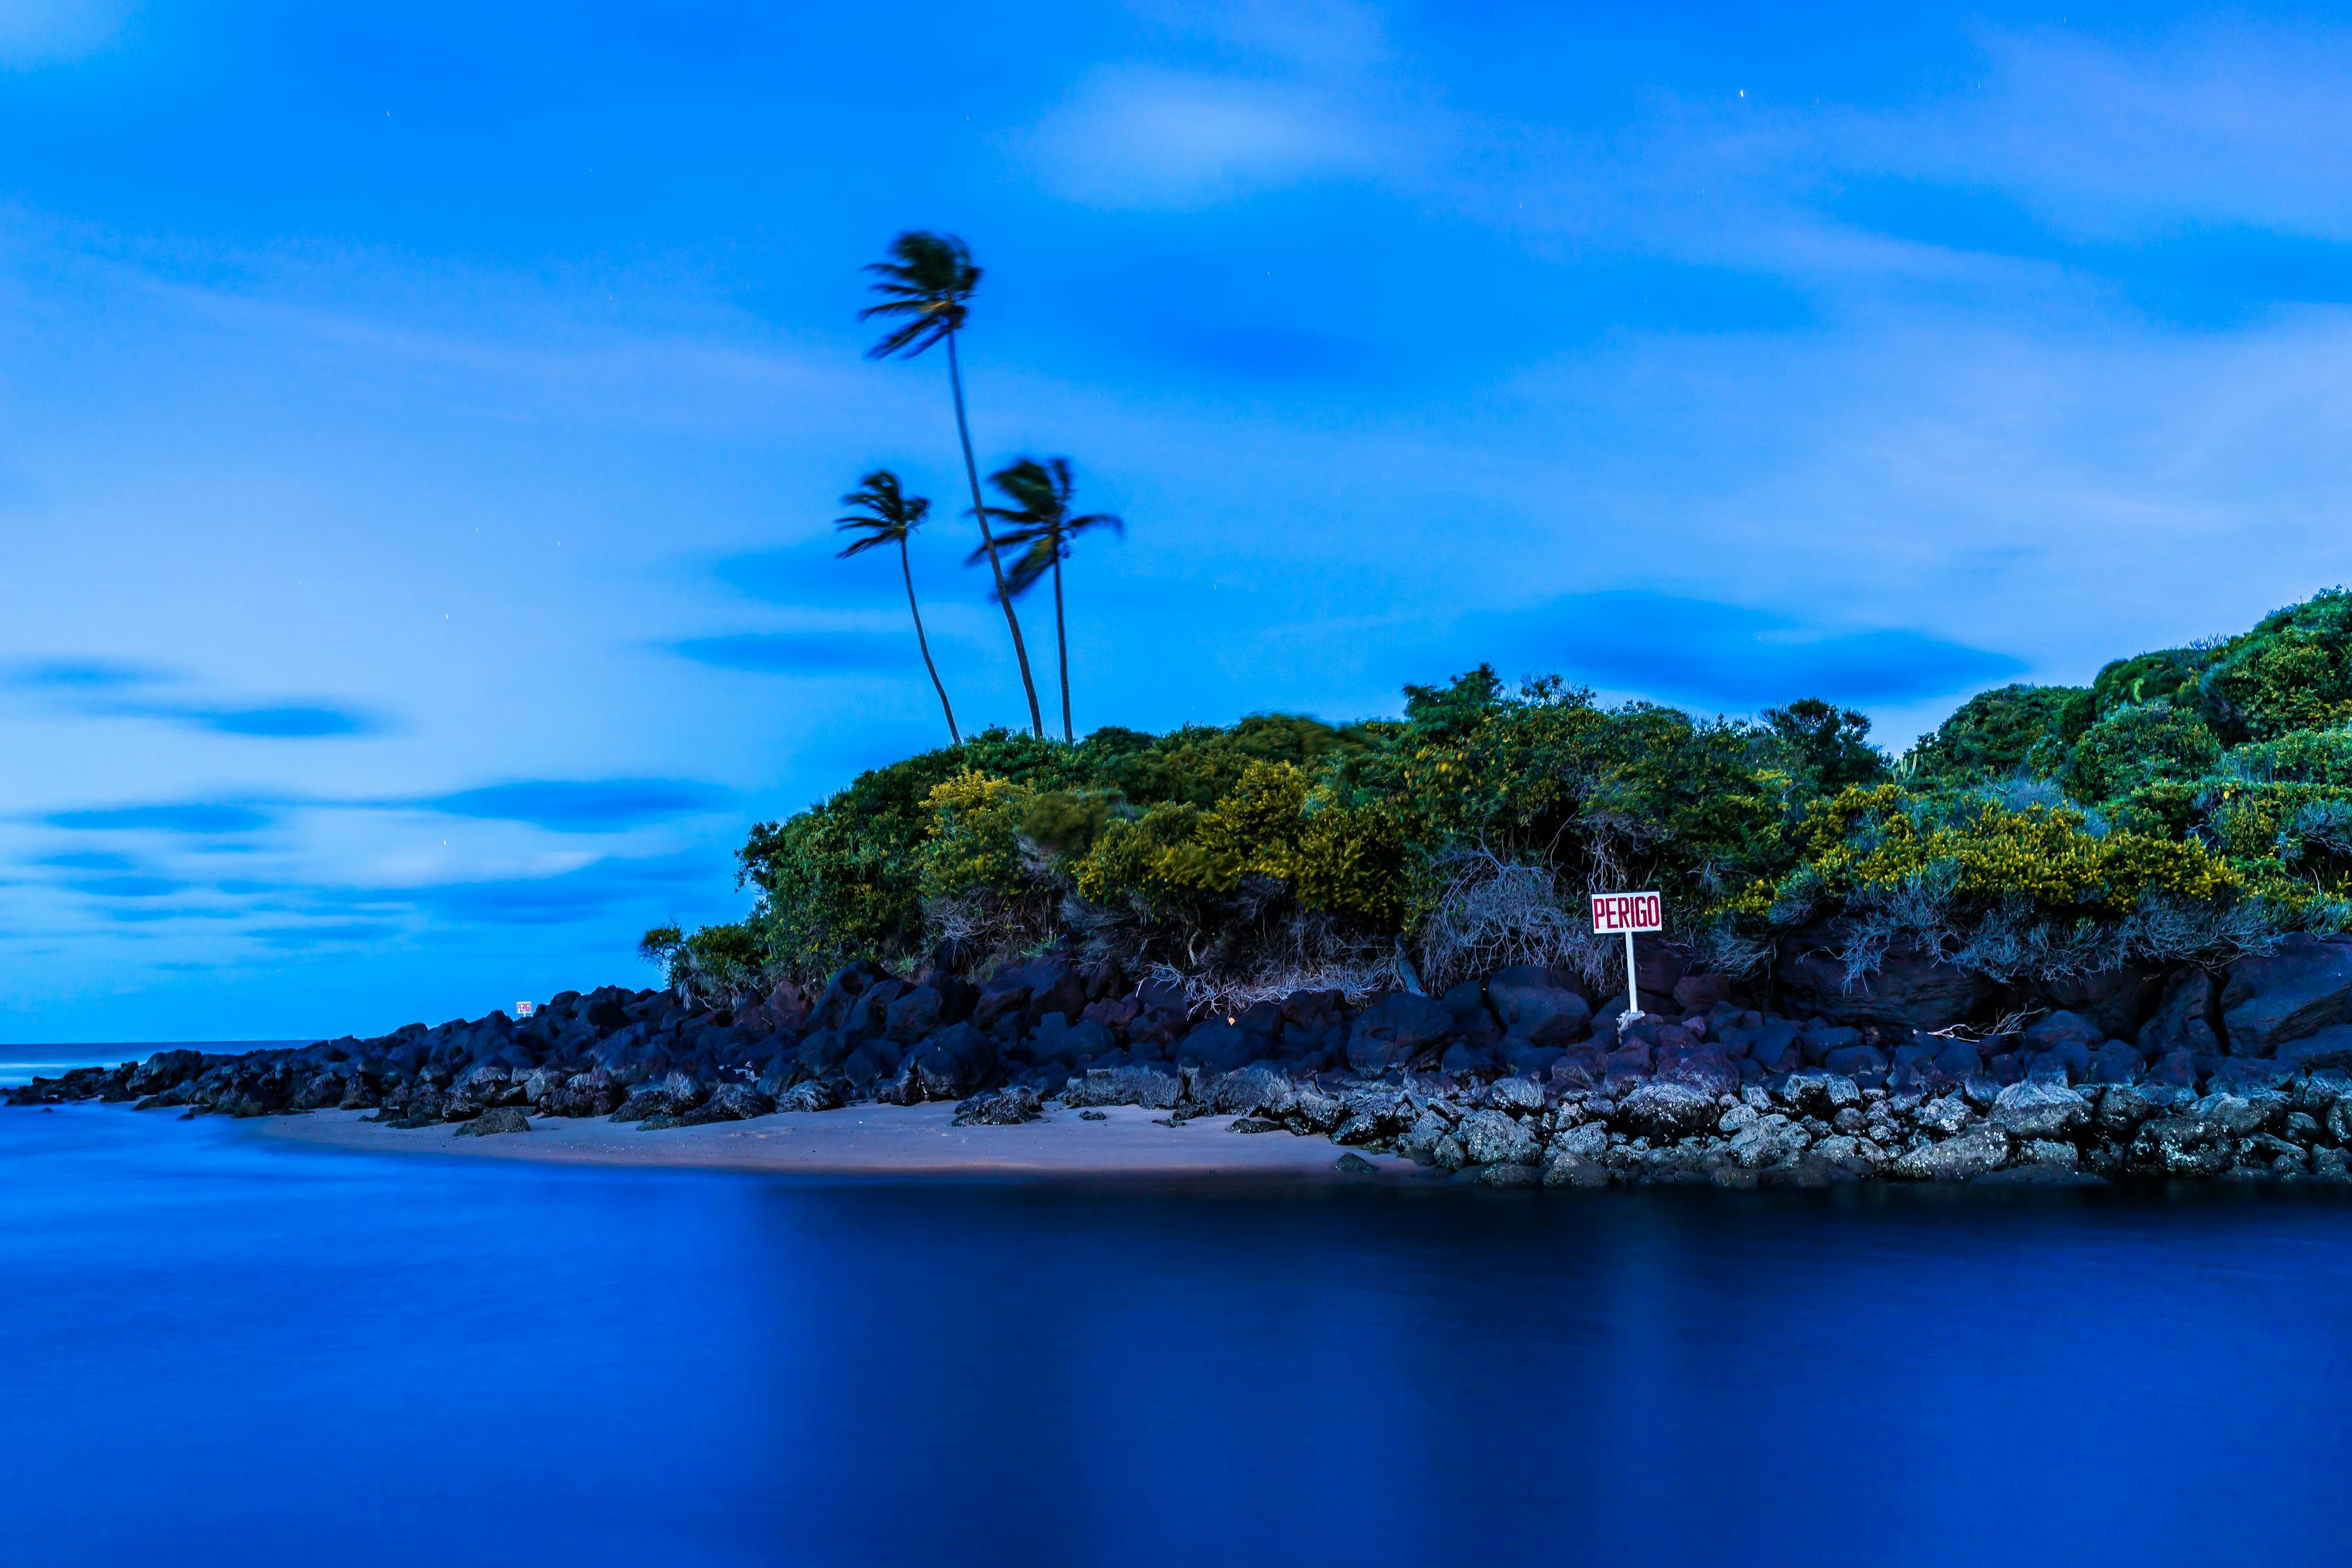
[835,469,960,746]
[978,456,1123,742]
[859,231,1045,739]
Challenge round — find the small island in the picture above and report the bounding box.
[22,590,2352,1187]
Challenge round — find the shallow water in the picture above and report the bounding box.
[3,1106,2349,1568]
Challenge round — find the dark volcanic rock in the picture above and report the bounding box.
[1776,927,1992,1028]
[778,1080,843,1113]
[2221,935,2352,1055]
[682,1082,776,1125]
[1613,1080,1719,1140]
[1486,967,1592,1045]
[454,1106,531,1136]
[902,1022,996,1102]
[953,1085,1044,1126]
[1063,1062,1184,1109]
[1173,1019,1258,1073]
[1345,992,1455,1074]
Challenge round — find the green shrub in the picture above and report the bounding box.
[1901,684,2091,786]
[684,590,2352,996]
[2062,702,2222,801]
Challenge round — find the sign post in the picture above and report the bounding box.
[1590,890,1664,1027]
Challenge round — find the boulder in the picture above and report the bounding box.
[952,1085,1045,1126]
[778,1080,842,1112]
[1989,1080,2089,1140]
[1889,1123,2010,1181]
[1198,1066,1297,1119]
[1485,1076,1546,1115]
[1486,967,1592,1045]
[454,1105,531,1136]
[1821,1044,1886,1078]
[1750,1019,1803,1074]
[1724,1115,1811,1169]
[1672,974,1735,1014]
[2130,1114,2234,1176]
[1063,1062,1184,1110]
[1332,1088,1415,1146]
[1541,1152,1610,1188]
[2031,969,2156,1040]
[1775,926,1992,1028]
[884,986,945,1044]
[2023,1011,2104,1055]
[1778,1069,1862,1117]
[1344,992,1456,1074]
[2273,1024,2352,1073]
[1613,1080,1719,1140]
[1173,1020,1257,1073]
[1454,1109,1542,1167]
[2084,1042,2145,1085]
[2138,969,2221,1058]
[2220,935,2352,1055]
[839,1038,905,1092]
[905,1022,996,1101]
[1027,1013,1114,1067]
[681,1082,776,1125]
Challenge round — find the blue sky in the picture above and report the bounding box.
[7,1,2352,1042]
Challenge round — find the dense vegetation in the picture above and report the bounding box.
[648,590,2352,1007]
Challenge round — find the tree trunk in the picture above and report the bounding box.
[946,332,1044,739]
[901,538,959,746]
[1051,540,1072,742]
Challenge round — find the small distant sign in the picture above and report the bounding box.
[514,1000,537,1018]
[1591,891,1663,934]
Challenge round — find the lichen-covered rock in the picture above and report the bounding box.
[454,1105,530,1136]
[778,1079,841,1113]
[1063,1062,1183,1109]
[1615,1080,1719,1140]
[1778,1070,1862,1117]
[1725,1115,1810,1169]
[1989,1080,2089,1140]
[952,1085,1043,1126]
[1914,1095,1973,1136]
[682,1081,776,1125]
[1456,1109,1541,1167]
[1541,1151,1609,1187]
[1889,1123,2010,1180]
[2130,1114,2233,1176]
[1484,1076,1546,1115]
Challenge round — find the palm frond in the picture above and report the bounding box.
[859,231,980,360]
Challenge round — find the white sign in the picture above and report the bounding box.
[514,1000,537,1018]
[1591,891,1663,934]
[1592,891,1663,1029]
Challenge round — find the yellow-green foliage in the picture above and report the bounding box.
[705,592,2352,985]
[919,770,1041,902]
[1784,785,2245,912]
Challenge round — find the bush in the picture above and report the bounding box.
[680,590,2352,998]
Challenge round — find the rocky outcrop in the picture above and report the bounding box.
[17,944,2352,1187]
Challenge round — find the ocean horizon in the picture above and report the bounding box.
[0,1044,308,1089]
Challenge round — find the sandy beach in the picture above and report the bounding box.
[247,1104,1417,1179]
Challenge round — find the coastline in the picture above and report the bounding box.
[244,1103,1420,1180]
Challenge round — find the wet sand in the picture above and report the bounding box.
[247,1104,1415,1179]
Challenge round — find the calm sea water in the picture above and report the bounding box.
[0,1043,305,1088]
[4,1106,2350,1568]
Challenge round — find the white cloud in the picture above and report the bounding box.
[1021,67,1392,208]
[1834,22,2352,240]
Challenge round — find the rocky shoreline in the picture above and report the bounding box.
[17,937,2352,1187]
